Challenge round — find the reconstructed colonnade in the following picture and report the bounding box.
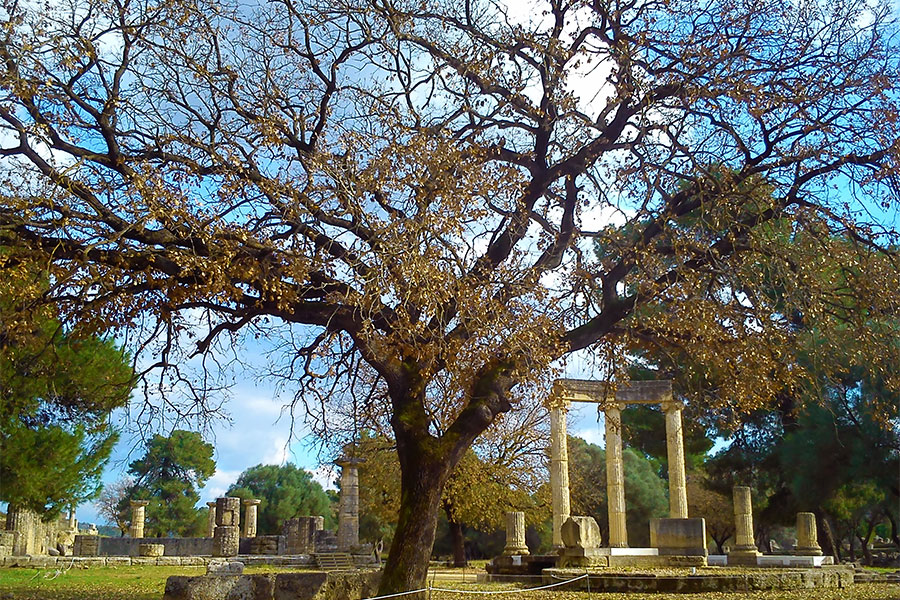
[549,379,687,548]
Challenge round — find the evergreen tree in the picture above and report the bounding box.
[226,463,333,535]
[0,253,134,518]
[125,431,216,537]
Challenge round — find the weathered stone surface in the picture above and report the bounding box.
[99,536,213,557]
[213,525,240,557]
[248,536,281,555]
[542,567,853,592]
[207,502,218,538]
[794,512,823,556]
[663,402,688,519]
[216,497,241,527]
[242,499,262,538]
[283,518,317,554]
[164,574,275,600]
[650,518,708,556]
[139,543,165,557]
[548,404,571,548]
[604,405,628,548]
[561,516,602,550]
[502,512,529,556]
[163,571,380,600]
[335,459,364,551]
[74,535,100,557]
[728,486,760,564]
[130,500,149,539]
[208,559,245,575]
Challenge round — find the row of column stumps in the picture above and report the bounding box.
[729,487,822,560]
[127,456,363,552]
[549,379,687,548]
[130,497,259,544]
[205,499,261,539]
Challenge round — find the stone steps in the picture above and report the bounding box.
[314,552,355,571]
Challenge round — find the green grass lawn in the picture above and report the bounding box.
[0,565,205,600]
[0,566,898,600]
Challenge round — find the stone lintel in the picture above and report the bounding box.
[554,379,673,405]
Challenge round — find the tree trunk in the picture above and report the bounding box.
[378,452,451,596]
[377,364,511,595]
[448,518,468,568]
[817,510,840,563]
[712,533,730,555]
[885,510,900,549]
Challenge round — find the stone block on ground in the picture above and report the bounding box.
[164,574,275,600]
[650,518,708,556]
[162,570,380,600]
[560,516,602,550]
[207,559,245,575]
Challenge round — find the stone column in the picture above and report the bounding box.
[206,502,218,538]
[336,458,364,551]
[605,404,628,547]
[129,500,149,539]
[728,486,760,565]
[663,400,689,519]
[212,497,240,557]
[794,512,823,556]
[502,511,529,556]
[7,506,35,555]
[549,402,571,548]
[242,499,261,538]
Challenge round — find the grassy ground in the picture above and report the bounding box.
[0,566,897,600]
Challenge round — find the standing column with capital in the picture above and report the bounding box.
[549,401,571,548]
[242,499,261,538]
[728,486,761,565]
[663,400,689,519]
[129,500,149,538]
[206,502,217,538]
[336,457,364,551]
[605,404,628,547]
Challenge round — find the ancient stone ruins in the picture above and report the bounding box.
[1,380,857,597]
[1,458,372,570]
[488,378,835,576]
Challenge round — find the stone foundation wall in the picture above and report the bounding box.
[97,537,214,556]
[0,531,14,557]
[542,568,854,592]
[163,570,381,600]
[74,535,100,556]
[241,536,284,555]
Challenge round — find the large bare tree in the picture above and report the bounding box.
[2,0,898,591]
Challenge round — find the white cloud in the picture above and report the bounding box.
[202,468,243,501]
